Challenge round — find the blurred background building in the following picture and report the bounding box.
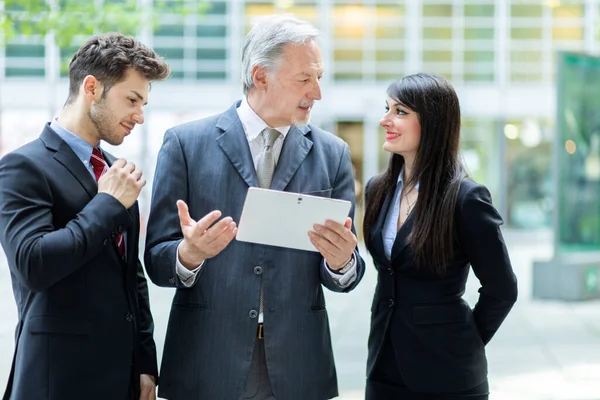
[4,0,596,233]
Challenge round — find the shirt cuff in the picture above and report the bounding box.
[324,255,357,289]
[175,242,204,287]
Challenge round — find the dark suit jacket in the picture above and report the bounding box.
[0,124,158,400]
[366,178,517,394]
[144,102,366,400]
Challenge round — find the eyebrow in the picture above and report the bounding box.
[130,90,148,106]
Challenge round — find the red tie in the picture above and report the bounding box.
[90,148,125,258]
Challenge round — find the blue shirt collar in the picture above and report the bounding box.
[50,119,97,166]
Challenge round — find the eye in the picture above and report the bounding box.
[396,109,407,115]
[128,98,136,104]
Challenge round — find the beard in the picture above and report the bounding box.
[88,97,123,146]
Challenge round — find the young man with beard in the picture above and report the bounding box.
[0,33,169,400]
[144,15,366,400]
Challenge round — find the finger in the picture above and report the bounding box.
[176,200,195,227]
[309,232,337,261]
[344,217,353,230]
[137,179,147,189]
[208,223,238,250]
[312,224,343,250]
[123,162,135,174]
[131,167,143,181]
[324,219,352,238]
[150,391,156,400]
[203,218,235,243]
[196,210,223,232]
[110,158,127,169]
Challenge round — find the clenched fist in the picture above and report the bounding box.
[98,159,145,209]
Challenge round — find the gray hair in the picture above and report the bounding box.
[241,14,320,95]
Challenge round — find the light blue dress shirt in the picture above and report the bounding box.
[382,170,419,260]
[50,119,96,179]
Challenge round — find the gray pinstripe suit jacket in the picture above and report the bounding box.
[144,102,366,400]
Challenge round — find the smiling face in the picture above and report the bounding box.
[87,68,149,146]
[258,40,323,127]
[380,96,421,157]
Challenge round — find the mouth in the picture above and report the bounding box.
[120,123,134,135]
[298,103,313,113]
[385,131,400,141]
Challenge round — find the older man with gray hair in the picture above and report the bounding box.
[144,14,366,400]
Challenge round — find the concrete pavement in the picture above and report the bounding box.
[0,229,599,399]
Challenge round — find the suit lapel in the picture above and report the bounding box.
[216,104,258,188]
[270,125,312,191]
[391,212,414,263]
[40,125,97,199]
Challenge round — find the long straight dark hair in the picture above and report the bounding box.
[363,73,467,276]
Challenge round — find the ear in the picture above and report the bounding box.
[251,65,269,91]
[81,75,104,102]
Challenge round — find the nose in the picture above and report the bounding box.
[310,80,322,101]
[132,108,145,125]
[380,115,390,128]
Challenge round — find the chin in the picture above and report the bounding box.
[291,115,311,127]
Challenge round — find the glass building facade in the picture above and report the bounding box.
[1,0,597,230]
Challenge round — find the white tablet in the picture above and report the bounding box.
[236,187,352,252]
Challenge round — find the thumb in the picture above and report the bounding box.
[177,200,195,227]
[344,217,353,230]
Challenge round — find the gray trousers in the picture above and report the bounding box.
[242,338,276,400]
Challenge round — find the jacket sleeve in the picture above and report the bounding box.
[459,183,518,344]
[319,143,366,293]
[135,259,159,379]
[144,129,198,288]
[0,152,132,293]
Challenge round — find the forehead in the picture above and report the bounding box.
[279,41,323,75]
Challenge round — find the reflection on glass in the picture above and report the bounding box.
[557,53,600,251]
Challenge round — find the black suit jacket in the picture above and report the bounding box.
[0,124,158,400]
[366,178,517,394]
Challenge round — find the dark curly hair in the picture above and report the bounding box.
[66,32,170,103]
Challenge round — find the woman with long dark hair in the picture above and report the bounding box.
[363,73,518,400]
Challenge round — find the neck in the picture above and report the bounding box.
[402,153,415,185]
[56,102,100,147]
[247,91,280,128]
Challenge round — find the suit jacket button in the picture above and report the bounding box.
[254,266,263,275]
[388,268,394,275]
[103,238,109,245]
[249,309,258,319]
[388,299,395,308]
[169,277,176,285]
[125,313,133,322]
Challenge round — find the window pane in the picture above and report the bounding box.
[376,50,404,62]
[511,51,542,63]
[155,47,184,59]
[334,49,363,62]
[464,27,494,40]
[423,4,452,18]
[511,28,543,40]
[204,1,227,15]
[376,26,405,40]
[511,4,543,18]
[464,51,494,62]
[464,72,495,82]
[552,27,584,41]
[196,24,226,37]
[423,51,452,63]
[197,48,226,60]
[6,44,45,58]
[6,68,45,77]
[155,24,184,37]
[552,4,583,18]
[464,4,494,17]
[197,71,226,79]
[333,5,368,40]
[423,27,452,40]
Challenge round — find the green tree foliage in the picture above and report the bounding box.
[0,0,209,47]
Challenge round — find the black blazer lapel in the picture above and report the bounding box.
[270,125,312,191]
[215,105,258,188]
[40,125,97,199]
[391,213,414,264]
[369,190,393,265]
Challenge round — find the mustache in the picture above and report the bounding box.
[299,101,314,108]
